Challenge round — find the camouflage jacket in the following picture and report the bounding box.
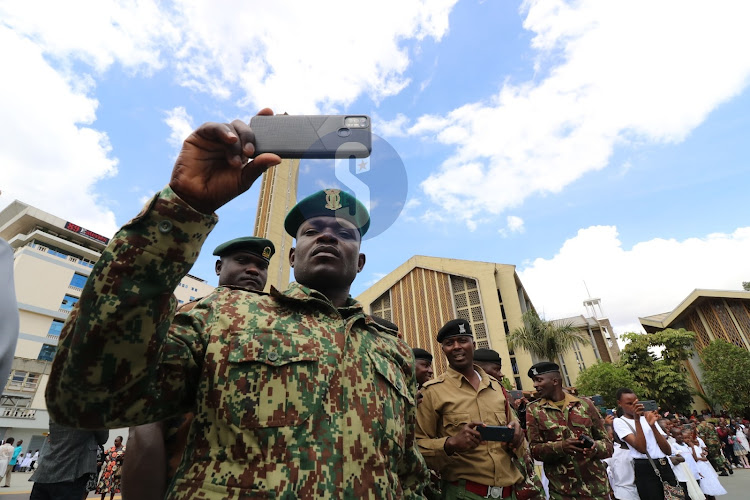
[697,421,721,451]
[45,187,428,499]
[526,395,612,500]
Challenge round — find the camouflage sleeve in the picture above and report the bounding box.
[526,403,566,462]
[415,385,452,471]
[45,187,217,428]
[582,398,613,460]
[398,357,430,498]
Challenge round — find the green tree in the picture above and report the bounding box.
[700,339,750,415]
[743,281,750,291]
[619,328,696,414]
[575,362,646,409]
[507,310,592,361]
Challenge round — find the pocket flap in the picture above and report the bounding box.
[228,333,318,366]
[367,351,415,405]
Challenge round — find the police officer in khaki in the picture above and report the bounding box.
[416,319,529,499]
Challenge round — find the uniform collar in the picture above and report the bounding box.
[271,282,363,315]
[445,364,498,391]
[539,392,580,410]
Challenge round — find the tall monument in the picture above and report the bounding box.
[253,158,300,291]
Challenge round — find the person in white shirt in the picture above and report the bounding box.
[670,428,704,500]
[603,420,640,500]
[613,388,678,500]
[688,431,726,499]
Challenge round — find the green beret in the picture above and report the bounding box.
[474,348,502,366]
[436,318,473,343]
[528,361,560,378]
[212,237,275,262]
[412,348,433,363]
[284,189,370,238]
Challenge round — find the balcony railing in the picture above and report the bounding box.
[0,407,36,419]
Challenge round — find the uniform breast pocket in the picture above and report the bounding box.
[443,412,471,435]
[368,351,415,450]
[224,338,322,429]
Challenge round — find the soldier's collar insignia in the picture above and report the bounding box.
[324,189,342,210]
[262,246,272,258]
[458,324,466,334]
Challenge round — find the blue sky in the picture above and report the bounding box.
[2,0,749,336]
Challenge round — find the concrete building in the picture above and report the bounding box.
[0,199,215,449]
[639,289,750,409]
[356,255,620,391]
[253,158,300,292]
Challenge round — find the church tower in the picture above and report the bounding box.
[253,158,300,292]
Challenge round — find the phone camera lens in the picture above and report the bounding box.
[337,128,351,137]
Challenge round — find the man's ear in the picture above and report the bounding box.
[215,259,222,276]
[357,253,366,273]
[289,247,296,268]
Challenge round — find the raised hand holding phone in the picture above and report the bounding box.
[169,108,282,214]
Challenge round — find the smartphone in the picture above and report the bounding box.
[606,409,615,417]
[250,115,372,159]
[579,435,595,449]
[591,395,604,406]
[509,390,524,400]
[477,425,515,442]
[640,400,658,412]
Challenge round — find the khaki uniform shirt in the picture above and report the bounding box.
[416,365,524,486]
[45,187,428,499]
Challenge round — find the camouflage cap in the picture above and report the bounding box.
[212,237,275,262]
[473,348,502,366]
[284,189,370,238]
[528,361,560,378]
[436,318,473,343]
[412,348,433,363]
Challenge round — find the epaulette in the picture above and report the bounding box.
[176,299,201,313]
[367,315,400,338]
[421,378,444,389]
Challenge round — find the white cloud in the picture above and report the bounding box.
[165,106,195,149]
[517,225,750,337]
[413,0,750,224]
[374,113,410,138]
[363,272,388,288]
[0,26,118,235]
[170,0,459,113]
[507,215,525,233]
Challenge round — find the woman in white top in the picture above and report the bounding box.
[603,421,640,500]
[688,431,726,498]
[613,388,678,500]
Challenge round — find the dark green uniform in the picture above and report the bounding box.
[45,187,428,499]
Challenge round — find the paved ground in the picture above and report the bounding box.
[0,468,747,499]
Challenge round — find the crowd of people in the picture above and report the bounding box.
[33,113,748,499]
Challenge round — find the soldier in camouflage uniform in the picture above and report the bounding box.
[696,417,732,476]
[46,111,428,499]
[122,236,276,500]
[525,362,613,500]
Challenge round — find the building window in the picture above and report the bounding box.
[38,344,57,362]
[5,370,41,392]
[48,320,64,337]
[60,295,79,311]
[371,291,393,322]
[69,273,87,289]
[451,276,489,344]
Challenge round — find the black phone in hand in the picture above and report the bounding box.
[478,425,515,442]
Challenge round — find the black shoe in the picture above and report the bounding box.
[728,468,734,475]
[720,472,729,476]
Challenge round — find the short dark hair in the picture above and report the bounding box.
[4,437,13,445]
[616,387,635,401]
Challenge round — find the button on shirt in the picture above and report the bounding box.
[416,365,523,487]
[613,416,669,459]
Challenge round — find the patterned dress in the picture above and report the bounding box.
[96,446,126,494]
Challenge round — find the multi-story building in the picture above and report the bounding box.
[356,255,620,391]
[0,200,215,449]
[639,288,750,411]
